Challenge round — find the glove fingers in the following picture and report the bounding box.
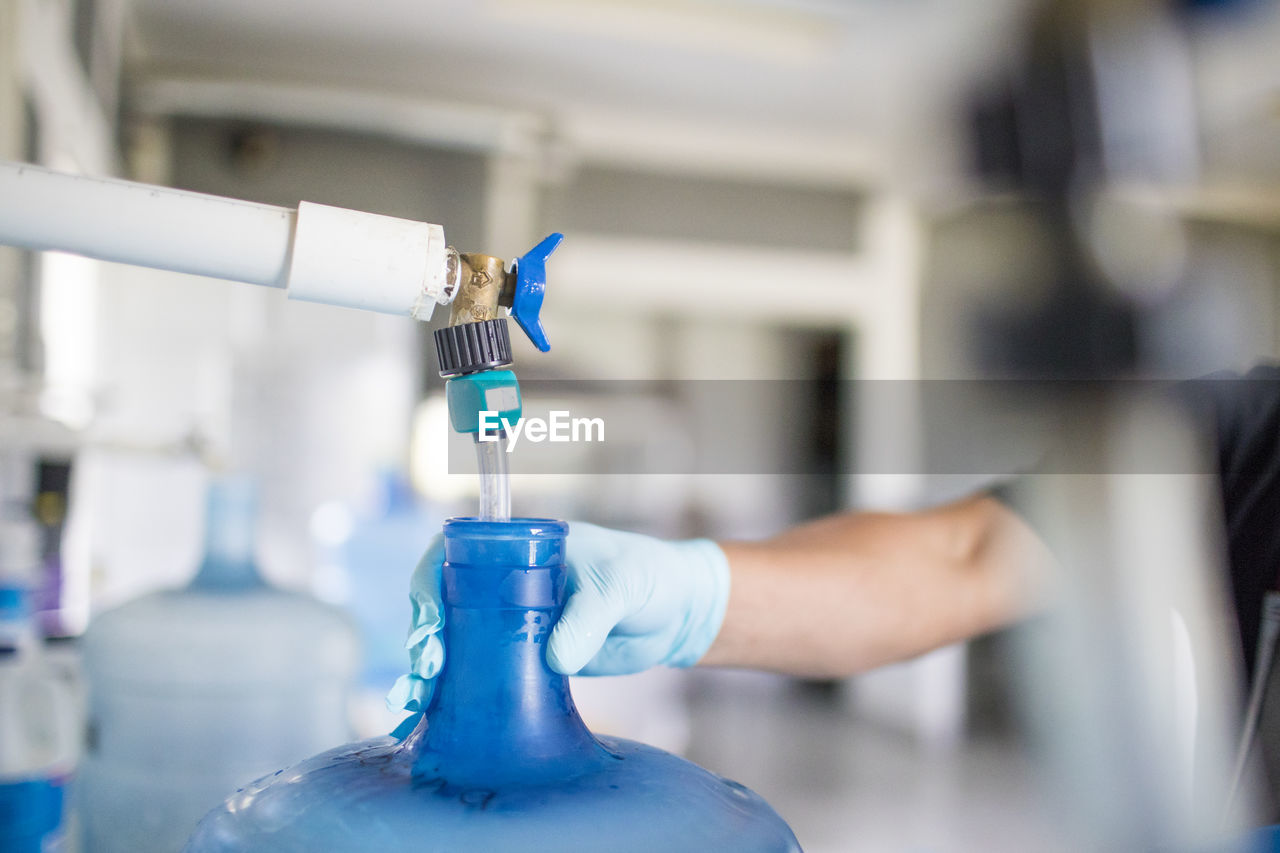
[577,634,668,676]
[409,634,444,679]
[408,537,445,616]
[389,536,446,716]
[385,671,435,714]
[406,536,445,638]
[547,587,627,675]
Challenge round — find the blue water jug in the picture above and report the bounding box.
[186,517,800,852]
[81,478,358,853]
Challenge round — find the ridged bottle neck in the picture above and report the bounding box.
[405,519,602,787]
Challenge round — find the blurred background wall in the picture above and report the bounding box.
[4,0,1280,850]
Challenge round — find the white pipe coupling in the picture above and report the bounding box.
[286,201,452,321]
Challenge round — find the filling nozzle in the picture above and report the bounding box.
[433,234,561,444]
[444,251,511,326]
[436,233,561,364]
[435,234,561,523]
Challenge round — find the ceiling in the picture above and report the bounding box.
[124,0,1280,194]
[124,0,1031,186]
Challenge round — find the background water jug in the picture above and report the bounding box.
[80,477,359,853]
[317,471,441,694]
[185,517,801,852]
[0,517,80,852]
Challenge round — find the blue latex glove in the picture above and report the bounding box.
[547,522,731,676]
[387,522,730,714]
[385,536,445,715]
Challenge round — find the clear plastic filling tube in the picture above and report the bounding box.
[475,433,511,522]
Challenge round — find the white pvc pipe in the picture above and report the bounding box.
[0,160,455,320]
[0,160,296,287]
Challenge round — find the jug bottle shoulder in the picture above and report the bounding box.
[186,518,800,853]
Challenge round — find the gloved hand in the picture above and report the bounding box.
[546,522,731,676]
[386,536,445,715]
[387,522,730,713]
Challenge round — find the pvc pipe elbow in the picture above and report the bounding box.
[285,201,453,321]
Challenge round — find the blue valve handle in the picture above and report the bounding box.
[509,233,563,353]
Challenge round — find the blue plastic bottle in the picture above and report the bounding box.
[324,470,442,693]
[186,518,801,852]
[0,519,78,853]
[81,478,358,853]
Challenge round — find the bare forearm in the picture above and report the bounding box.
[700,495,1051,678]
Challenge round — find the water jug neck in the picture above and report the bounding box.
[404,518,603,788]
[190,477,263,591]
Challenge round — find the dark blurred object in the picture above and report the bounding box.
[970,5,1101,196]
[33,457,72,638]
[1179,0,1266,11]
[968,2,1139,378]
[968,0,1268,379]
[967,2,1272,844]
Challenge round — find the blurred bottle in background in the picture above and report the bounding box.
[79,476,359,853]
[32,458,76,641]
[311,468,441,736]
[0,515,80,852]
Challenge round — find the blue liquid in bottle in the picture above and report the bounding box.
[186,517,801,852]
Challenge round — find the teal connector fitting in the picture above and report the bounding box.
[445,370,522,434]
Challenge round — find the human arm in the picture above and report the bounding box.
[546,492,1053,679]
[389,491,1053,715]
[701,493,1052,678]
